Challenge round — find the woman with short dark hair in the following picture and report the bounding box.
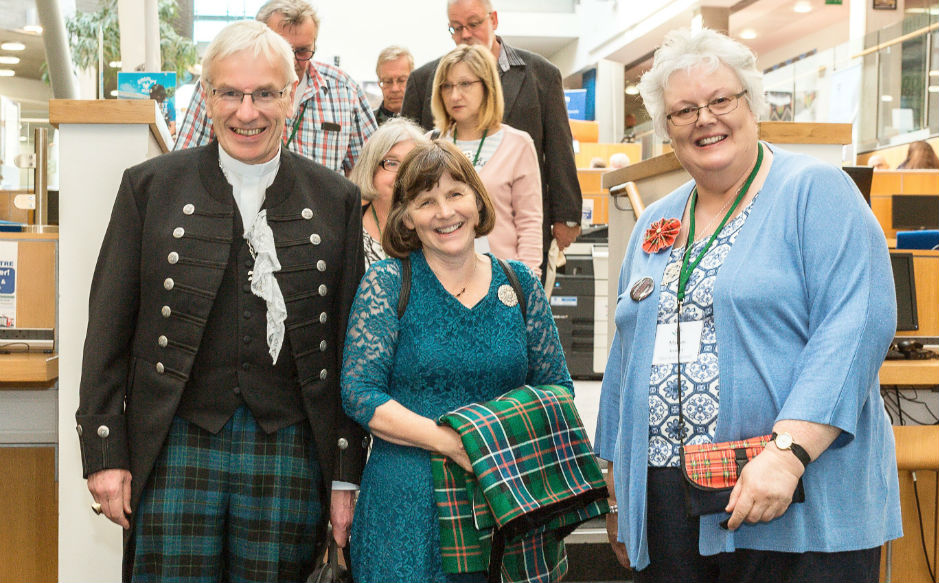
[341,140,572,582]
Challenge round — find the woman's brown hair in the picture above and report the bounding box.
[382,140,496,258]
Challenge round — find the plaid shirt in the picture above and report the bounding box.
[431,385,609,583]
[174,61,377,175]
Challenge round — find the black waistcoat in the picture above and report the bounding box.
[176,208,305,434]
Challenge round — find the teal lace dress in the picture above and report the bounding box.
[341,251,573,583]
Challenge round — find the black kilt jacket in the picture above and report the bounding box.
[75,142,367,539]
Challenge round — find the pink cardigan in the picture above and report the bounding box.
[477,124,544,275]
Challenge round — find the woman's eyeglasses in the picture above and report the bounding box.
[379,158,401,172]
[666,90,747,126]
[439,80,482,94]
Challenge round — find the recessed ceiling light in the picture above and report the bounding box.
[624,84,639,95]
[0,56,20,65]
[22,25,43,34]
[110,90,119,97]
[929,70,939,77]
[881,95,894,102]
[794,1,812,13]
[928,86,939,93]
[739,29,757,40]
[0,69,15,77]
[0,42,26,52]
[108,60,122,68]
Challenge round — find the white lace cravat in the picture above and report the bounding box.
[218,147,286,364]
[244,210,287,364]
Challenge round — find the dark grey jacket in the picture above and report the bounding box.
[75,143,366,573]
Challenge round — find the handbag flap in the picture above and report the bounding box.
[679,434,772,490]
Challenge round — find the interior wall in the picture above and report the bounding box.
[305,0,458,83]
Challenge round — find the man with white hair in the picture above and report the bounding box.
[77,19,365,581]
[374,45,414,125]
[176,0,377,176]
[401,0,583,276]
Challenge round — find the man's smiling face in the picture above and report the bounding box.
[204,49,295,165]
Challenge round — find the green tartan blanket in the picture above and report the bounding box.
[431,385,609,583]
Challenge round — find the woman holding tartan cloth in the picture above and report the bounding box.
[341,140,574,582]
[595,28,901,583]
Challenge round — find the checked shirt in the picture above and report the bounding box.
[431,385,609,583]
[175,61,376,175]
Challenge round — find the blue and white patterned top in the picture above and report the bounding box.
[648,197,758,467]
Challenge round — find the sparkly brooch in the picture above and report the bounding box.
[642,218,681,254]
[498,284,519,307]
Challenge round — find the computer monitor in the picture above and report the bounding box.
[843,166,873,206]
[890,252,919,332]
[892,195,939,230]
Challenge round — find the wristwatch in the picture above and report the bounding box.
[771,432,811,468]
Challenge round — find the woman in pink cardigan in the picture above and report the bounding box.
[429,44,544,274]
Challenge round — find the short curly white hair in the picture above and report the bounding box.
[639,28,766,139]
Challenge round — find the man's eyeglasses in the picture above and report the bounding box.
[379,76,409,88]
[666,90,748,126]
[210,86,290,106]
[439,80,482,94]
[448,13,491,36]
[293,48,315,62]
[379,158,401,172]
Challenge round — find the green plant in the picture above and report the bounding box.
[55,0,197,97]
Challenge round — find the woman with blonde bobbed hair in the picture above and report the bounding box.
[429,44,544,275]
[596,27,900,582]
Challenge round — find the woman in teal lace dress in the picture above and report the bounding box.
[341,140,573,583]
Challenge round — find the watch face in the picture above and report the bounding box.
[775,433,793,449]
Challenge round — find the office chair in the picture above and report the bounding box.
[896,230,939,251]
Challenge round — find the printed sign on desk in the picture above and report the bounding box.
[0,241,16,327]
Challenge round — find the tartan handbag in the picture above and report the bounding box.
[678,434,805,517]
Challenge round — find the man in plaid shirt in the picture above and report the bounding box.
[175,0,377,175]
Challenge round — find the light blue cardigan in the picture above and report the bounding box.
[595,145,903,570]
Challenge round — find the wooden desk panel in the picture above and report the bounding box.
[0,354,58,384]
[0,447,57,583]
[578,169,610,224]
[880,360,939,385]
[870,170,939,238]
[0,233,57,329]
[897,251,939,339]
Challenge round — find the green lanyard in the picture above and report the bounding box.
[676,142,764,303]
[284,101,308,149]
[369,203,382,240]
[453,128,489,166]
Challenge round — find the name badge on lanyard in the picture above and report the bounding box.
[651,320,704,365]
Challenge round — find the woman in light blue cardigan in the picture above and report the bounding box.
[596,28,901,582]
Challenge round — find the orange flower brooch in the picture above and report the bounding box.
[642,218,681,254]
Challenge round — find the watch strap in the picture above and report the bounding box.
[771,432,811,468]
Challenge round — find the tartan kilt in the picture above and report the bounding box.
[132,406,325,583]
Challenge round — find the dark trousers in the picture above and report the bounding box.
[132,406,323,583]
[634,468,881,583]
